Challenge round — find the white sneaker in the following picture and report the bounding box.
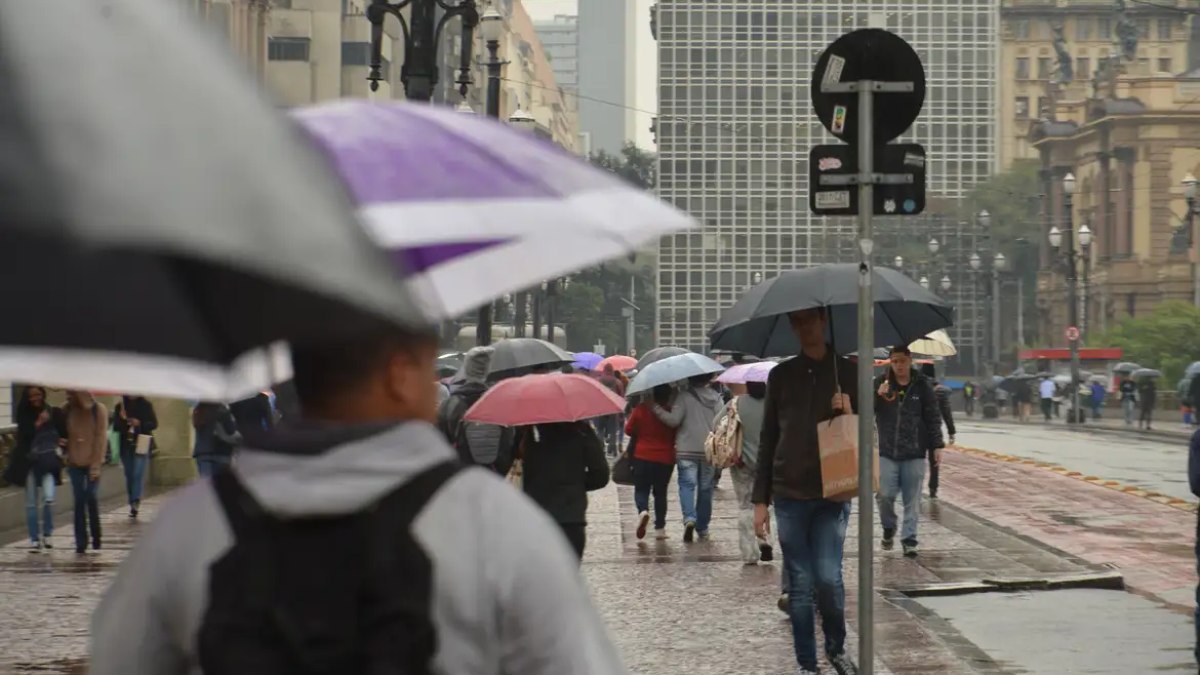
[654,527,667,540]
[635,511,650,540]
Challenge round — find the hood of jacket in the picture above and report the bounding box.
[673,385,724,461]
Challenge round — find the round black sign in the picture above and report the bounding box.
[810,29,926,146]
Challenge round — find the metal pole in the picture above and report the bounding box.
[1189,197,1198,308]
[547,281,557,345]
[1067,196,1082,423]
[1017,276,1025,347]
[991,269,1001,370]
[855,80,876,675]
[627,276,637,354]
[474,39,502,347]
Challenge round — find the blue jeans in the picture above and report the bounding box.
[25,471,55,543]
[775,498,851,670]
[67,467,101,552]
[195,455,231,478]
[120,450,148,506]
[877,455,926,544]
[1123,398,1136,424]
[676,459,714,532]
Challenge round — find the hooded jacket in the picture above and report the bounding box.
[874,370,944,461]
[651,385,724,462]
[89,421,627,675]
[519,422,610,525]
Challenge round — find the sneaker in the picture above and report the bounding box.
[759,541,775,562]
[28,541,41,552]
[902,540,919,558]
[635,511,650,540]
[654,527,668,540]
[697,530,710,541]
[683,521,696,543]
[798,669,820,675]
[130,506,139,519]
[881,528,895,551]
[830,652,859,675]
[92,540,102,551]
[928,490,938,500]
[777,592,790,615]
[41,537,53,550]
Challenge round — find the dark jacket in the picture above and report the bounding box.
[230,393,275,436]
[754,349,857,504]
[1190,429,1200,498]
[520,422,610,525]
[920,383,956,450]
[5,399,66,486]
[193,403,240,459]
[113,396,158,455]
[1138,382,1157,410]
[875,370,944,461]
[436,382,515,475]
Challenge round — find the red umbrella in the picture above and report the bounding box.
[463,373,626,426]
[596,355,638,372]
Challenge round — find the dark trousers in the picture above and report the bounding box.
[67,467,101,552]
[559,523,586,562]
[927,448,940,496]
[1041,398,1053,421]
[1140,405,1154,427]
[964,398,975,416]
[632,459,673,529]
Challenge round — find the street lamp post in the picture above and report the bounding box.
[1183,172,1198,307]
[367,0,480,101]
[1049,172,1093,424]
[471,5,505,347]
[544,276,570,345]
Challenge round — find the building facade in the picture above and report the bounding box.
[535,14,580,96]
[654,1,998,354]
[578,0,636,154]
[999,0,1197,170]
[185,0,271,78]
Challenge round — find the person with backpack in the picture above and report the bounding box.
[595,364,625,456]
[4,387,65,548]
[652,374,724,543]
[193,402,241,478]
[919,363,956,500]
[26,405,66,551]
[90,322,628,675]
[514,421,610,560]
[714,381,773,565]
[624,385,676,540]
[64,390,108,555]
[436,346,516,476]
[113,394,158,519]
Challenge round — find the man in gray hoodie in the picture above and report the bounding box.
[653,374,724,542]
[89,324,626,675]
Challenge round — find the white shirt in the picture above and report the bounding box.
[1039,379,1057,399]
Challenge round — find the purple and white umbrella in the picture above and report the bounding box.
[717,361,777,385]
[292,101,697,320]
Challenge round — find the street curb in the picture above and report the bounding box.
[951,444,1199,513]
[896,571,1125,597]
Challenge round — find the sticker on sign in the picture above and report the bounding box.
[815,191,850,210]
[822,54,846,86]
[831,105,847,134]
[817,157,842,171]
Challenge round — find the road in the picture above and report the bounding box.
[956,419,1195,502]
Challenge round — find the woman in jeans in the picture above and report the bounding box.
[192,402,240,477]
[717,381,772,565]
[625,385,677,540]
[11,387,64,550]
[113,395,157,518]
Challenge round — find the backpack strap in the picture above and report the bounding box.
[371,461,461,527]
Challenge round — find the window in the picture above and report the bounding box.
[1158,18,1173,40]
[1037,57,1051,79]
[341,42,370,65]
[1076,57,1091,78]
[1015,57,1030,79]
[1098,18,1111,38]
[1037,96,1048,116]
[1013,19,1030,39]
[1075,18,1091,41]
[268,37,310,61]
[1158,57,1173,73]
[1015,96,1030,118]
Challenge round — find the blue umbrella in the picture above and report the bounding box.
[626,353,725,397]
[571,351,604,371]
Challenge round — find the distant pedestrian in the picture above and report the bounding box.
[875,347,943,558]
[1189,375,1200,427]
[653,375,724,543]
[596,364,625,456]
[1138,379,1157,430]
[1090,381,1106,420]
[718,381,773,565]
[192,402,240,478]
[1188,427,1200,668]
[625,385,677,540]
[7,387,64,551]
[1039,377,1056,422]
[754,307,859,675]
[919,364,955,500]
[436,346,516,475]
[515,421,610,561]
[113,395,158,519]
[963,381,977,417]
[63,391,107,555]
[1119,376,1138,425]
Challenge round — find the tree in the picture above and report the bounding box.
[589,143,656,191]
[1095,301,1200,385]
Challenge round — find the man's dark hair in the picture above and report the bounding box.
[291,325,437,410]
[888,345,912,356]
[746,382,767,400]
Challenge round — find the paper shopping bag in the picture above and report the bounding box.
[818,414,878,500]
[134,434,153,456]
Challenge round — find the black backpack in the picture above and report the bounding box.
[198,461,460,675]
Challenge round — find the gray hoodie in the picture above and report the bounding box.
[89,422,626,675]
[652,385,724,462]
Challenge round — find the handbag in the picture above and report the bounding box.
[819,357,877,500]
[611,452,635,486]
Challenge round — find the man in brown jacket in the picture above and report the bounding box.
[64,391,109,554]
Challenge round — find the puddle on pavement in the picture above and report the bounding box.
[916,589,1194,674]
[6,657,87,674]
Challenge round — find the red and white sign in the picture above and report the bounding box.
[1065,326,1080,342]
[817,157,842,171]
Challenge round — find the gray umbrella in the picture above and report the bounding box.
[1132,368,1162,380]
[1113,362,1142,374]
[0,0,424,399]
[626,353,725,397]
[636,346,690,372]
[487,339,574,378]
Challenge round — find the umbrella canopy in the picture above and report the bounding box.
[716,361,777,385]
[488,338,574,378]
[908,330,957,357]
[636,346,690,372]
[570,352,604,371]
[626,353,725,397]
[596,355,638,372]
[0,0,424,400]
[1132,368,1162,380]
[709,265,954,357]
[1113,362,1142,374]
[1186,362,1200,377]
[463,373,625,426]
[291,100,697,321]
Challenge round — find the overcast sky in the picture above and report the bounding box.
[523,0,657,149]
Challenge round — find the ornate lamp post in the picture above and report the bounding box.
[1183,172,1198,307]
[367,0,481,101]
[1048,172,1092,423]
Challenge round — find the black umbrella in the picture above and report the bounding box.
[488,339,574,379]
[709,265,954,357]
[0,0,425,399]
[636,346,690,372]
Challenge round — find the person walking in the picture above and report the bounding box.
[113,395,158,519]
[1138,378,1158,430]
[1038,377,1056,422]
[963,380,976,417]
[4,387,62,550]
[516,421,610,561]
[1120,375,1138,426]
[25,404,66,550]
[1090,380,1106,420]
[91,323,628,675]
[63,391,108,555]
[719,380,773,565]
[875,347,944,558]
[919,364,955,500]
[652,375,724,543]
[1189,426,1200,670]
[192,402,241,478]
[753,307,859,675]
[625,385,676,540]
[596,364,625,456]
[436,346,515,476]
